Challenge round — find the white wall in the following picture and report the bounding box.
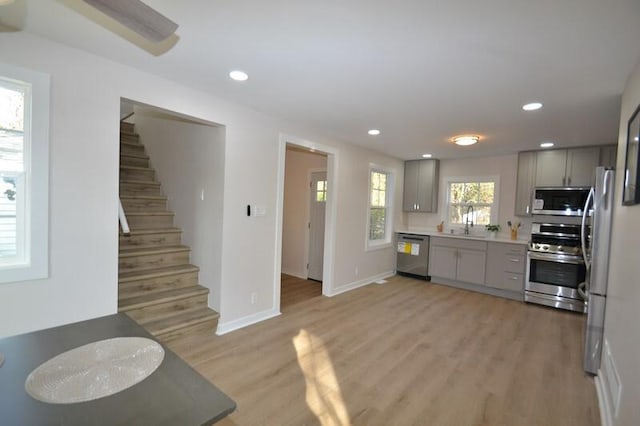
[282,147,327,278]
[0,32,404,337]
[132,109,225,311]
[601,58,640,426]
[405,154,528,238]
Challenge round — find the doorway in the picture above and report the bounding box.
[278,141,334,311]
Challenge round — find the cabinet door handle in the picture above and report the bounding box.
[509,258,520,263]
[568,176,571,186]
[509,276,519,280]
[417,203,420,210]
[526,205,529,215]
[562,176,566,186]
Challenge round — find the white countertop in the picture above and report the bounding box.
[396,228,530,245]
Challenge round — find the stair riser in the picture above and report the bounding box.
[120,168,155,182]
[120,155,150,168]
[123,294,208,323]
[119,271,199,297]
[120,182,162,196]
[119,230,181,247]
[127,214,174,229]
[120,143,145,156]
[119,250,190,272]
[121,199,167,213]
[156,317,218,342]
[121,122,135,133]
[120,133,140,144]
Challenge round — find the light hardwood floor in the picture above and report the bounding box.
[168,275,600,425]
[280,274,323,311]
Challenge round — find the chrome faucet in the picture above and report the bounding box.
[464,205,474,235]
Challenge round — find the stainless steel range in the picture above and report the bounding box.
[525,222,588,312]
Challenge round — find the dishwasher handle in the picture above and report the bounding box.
[399,235,426,242]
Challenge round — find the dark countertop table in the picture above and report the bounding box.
[0,313,236,426]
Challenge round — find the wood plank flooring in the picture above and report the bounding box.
[280,274,323,311]
[167,275,600,426]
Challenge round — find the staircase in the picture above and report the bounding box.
[118,121,219,341]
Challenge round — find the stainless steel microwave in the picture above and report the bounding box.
[531,187,591,216]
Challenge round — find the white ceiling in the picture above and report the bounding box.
[3,0,640,160]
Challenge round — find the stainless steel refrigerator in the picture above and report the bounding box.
[581,167,615,375]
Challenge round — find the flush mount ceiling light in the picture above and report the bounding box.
[452,135,480,146]
[422,153,433,158]
[522,102,543,111]
[229,70,249,81]
[540,141,555,148]
[368,129,381,136]
[82,0,178,43]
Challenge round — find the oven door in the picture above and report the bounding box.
[526,251,586,300]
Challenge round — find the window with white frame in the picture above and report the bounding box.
[446,178,498,227]
[367,167,393,248]
[0,63,49,283]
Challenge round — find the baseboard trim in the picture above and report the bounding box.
[327,270,395,297]
[595,373,612,426]
[280,269,307,280]
[216,308,281,335]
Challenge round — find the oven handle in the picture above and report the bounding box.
[528,251,585,265]
[577,281,588,301]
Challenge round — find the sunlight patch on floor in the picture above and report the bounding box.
[293,329,350,426]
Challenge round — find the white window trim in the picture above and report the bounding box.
[366,164,394,251]
[0,62,50,283]
[443,175,500,231]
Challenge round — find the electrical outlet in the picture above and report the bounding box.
[251,292,257,304]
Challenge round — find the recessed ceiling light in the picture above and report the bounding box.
[422,153,433,158]
[522,102,543,111]
[540,141,555,148]
[229,70,248,81]
[368,129,381,136]
[452,135,480,146]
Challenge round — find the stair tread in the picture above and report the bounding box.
[140,307,219,334]
[120,227,181,235]
[120,194,167,200]
[119,264,199,282]
[121,140,142,147]
[120,165,154,171]
[119,245,190,257]
[120,152,149,160]
[120,179,160,185]
[120,130,137,136]
[119,285,209,311]
[125,211,174,216]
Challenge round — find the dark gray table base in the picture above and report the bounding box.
[0,314,236,426]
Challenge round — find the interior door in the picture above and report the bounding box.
[308,171,327,281]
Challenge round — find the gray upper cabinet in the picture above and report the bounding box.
[534,147,599,187]
[599,145,618,169]
[403,159,439,212]
[515,151,537,216]
[566,147,600,187]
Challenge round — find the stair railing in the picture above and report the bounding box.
[119,198,130,235]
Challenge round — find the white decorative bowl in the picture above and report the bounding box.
[25,337,164,404]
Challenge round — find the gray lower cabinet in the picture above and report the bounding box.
[428,237,486,285]
[403,159,439,212]
[485,243,526,294]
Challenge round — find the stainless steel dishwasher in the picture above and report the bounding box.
[396,233,429,279]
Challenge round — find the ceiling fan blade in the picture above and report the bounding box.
[82,0,178,43]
